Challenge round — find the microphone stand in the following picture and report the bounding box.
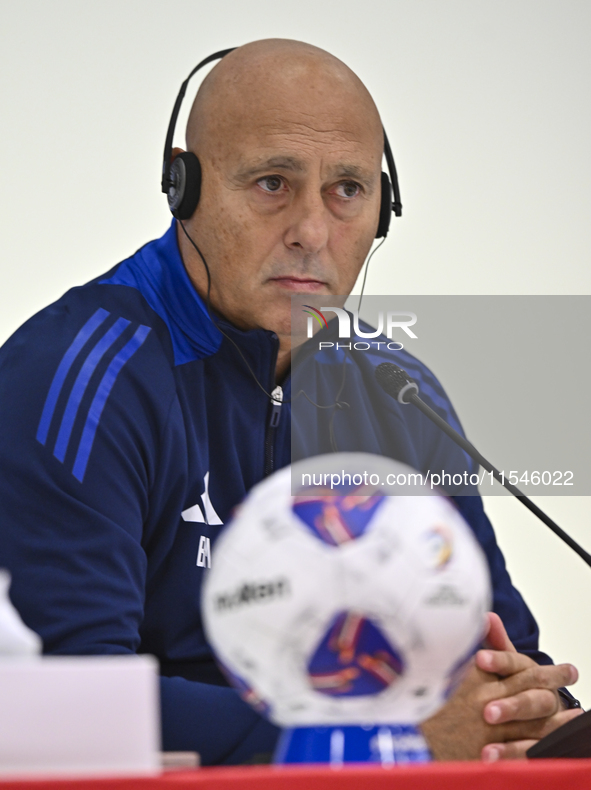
[405,391,591,570]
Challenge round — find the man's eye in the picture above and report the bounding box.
[257,176,284,193]
[335,181,361,198]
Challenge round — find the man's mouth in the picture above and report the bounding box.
[268,276,328,293]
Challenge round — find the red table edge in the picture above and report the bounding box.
[2,760,591,790]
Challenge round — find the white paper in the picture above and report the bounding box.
[0,570,42,657]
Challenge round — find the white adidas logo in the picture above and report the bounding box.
[181,472,223,525]
[181,472,222,569]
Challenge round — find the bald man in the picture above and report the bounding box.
[0,40,580,765]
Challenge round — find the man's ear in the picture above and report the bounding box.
[171,147,185,164]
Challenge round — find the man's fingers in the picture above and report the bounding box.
[498,662,578,699]
[484,688,559,724]
[482,708,585,761]
[476,648,532,676]
[477,650,577,689]
[499,707,584,743]
[482,740,538,762]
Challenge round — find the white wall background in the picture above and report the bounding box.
[1,1,590,705]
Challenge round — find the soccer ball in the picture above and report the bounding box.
[202,453,491,728]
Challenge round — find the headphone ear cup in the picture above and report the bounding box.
[376,171,392,238]
[167,151,202,220]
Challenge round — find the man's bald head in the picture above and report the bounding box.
[186,39,383,160]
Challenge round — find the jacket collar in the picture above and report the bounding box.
[103,220,278,368]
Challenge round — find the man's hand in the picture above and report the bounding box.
[420,613,582,761]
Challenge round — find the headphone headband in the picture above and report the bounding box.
[383,129,402,218]
[161,47,237,193]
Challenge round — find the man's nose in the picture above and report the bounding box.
[283,190,330,253]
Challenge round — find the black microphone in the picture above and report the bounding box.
[375,361,591,569]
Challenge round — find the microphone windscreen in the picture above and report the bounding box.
[375,362,417,401]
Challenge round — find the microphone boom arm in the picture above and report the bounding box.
[406,391,591,569]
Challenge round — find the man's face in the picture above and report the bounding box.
[182,61,384,343]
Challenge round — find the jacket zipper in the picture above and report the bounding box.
[264,385,283,477]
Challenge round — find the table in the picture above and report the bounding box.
[2,760,591,790]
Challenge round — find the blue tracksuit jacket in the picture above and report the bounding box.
[0,221,549,764]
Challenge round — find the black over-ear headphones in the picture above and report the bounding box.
[161,47,402,237]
